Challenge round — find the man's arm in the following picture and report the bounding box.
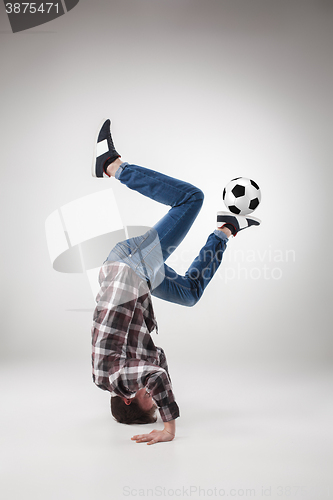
[131,419,176,445]
[122,359,180,420]
[126,361,178,445]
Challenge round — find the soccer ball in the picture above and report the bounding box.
[223,177,261,215]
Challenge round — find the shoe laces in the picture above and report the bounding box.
[107,131,115,150]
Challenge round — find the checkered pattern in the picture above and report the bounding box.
[91,261,180,422]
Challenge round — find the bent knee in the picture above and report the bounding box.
[194,188,204,202]
[182,294,200,307]
[189,188,204,208]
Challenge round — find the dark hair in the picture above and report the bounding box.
[110,395,157,424]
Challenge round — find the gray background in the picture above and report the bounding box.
[0,1,332,499]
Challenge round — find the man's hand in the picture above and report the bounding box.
[131,420,176,445]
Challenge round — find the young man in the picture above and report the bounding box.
[91,120,260,445]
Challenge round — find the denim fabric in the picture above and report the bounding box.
[107,163,228,306]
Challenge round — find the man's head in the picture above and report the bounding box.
[111,388,157,424]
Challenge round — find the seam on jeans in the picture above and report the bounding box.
[121,166,203,204]
[155,201,200,256]
[161,276,193,291]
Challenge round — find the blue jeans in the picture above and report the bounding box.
[106,163,228,306]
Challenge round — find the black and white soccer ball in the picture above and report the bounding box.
[223,177,261,215]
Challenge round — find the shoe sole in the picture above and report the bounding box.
[91,118,108,178]
[217,211,261,224]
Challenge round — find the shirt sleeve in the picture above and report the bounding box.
[120,359,180,422]
[153,347,179,421]
[146,367,180,422]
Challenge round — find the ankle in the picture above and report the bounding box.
[217,226,232,238]
[106,158,123,177]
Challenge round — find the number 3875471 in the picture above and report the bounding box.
[5,3,60,14]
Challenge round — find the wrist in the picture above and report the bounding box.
[163,419,176,437]
[164,428,175,437]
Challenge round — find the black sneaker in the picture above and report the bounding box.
[92,119,120,177]
[217,211,261,235]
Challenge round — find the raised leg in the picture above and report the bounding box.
[152,230,229,306]
[112,162,204,261]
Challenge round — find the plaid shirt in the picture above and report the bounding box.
[91,261,180,422]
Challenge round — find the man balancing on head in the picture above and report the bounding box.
[91,119,260,445]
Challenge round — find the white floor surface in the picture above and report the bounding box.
[0,360,332,500]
